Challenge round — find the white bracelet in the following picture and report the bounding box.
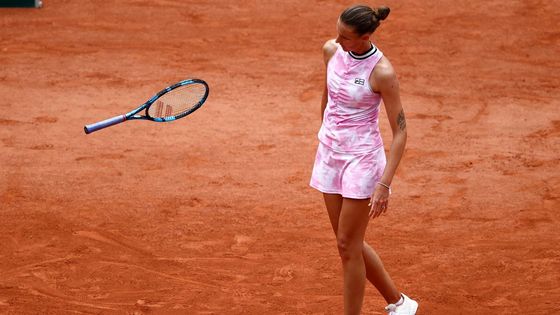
[377,182,392,194]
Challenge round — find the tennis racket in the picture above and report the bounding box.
[84,79,209,134]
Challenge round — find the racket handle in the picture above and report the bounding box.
[84,115,126,134]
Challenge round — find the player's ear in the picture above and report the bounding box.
[360,33,371,41]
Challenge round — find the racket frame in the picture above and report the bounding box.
[84,78,209,134]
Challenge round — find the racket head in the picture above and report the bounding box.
[145,79,209,122]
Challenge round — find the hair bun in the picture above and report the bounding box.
[374,6,390,21]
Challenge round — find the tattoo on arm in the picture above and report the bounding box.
[397,109,406,131]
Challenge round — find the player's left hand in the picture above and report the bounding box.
[369,184,390,218]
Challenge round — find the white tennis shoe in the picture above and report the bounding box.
[384,293,418,315]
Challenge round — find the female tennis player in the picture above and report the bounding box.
[309,5,418,315]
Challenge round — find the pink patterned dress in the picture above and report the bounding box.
[310,43,386,199]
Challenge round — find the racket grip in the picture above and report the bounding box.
[84,115,126,134]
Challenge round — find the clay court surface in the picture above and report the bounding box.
[1,0,559,314]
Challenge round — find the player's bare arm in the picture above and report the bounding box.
[320,40,338,121]
[369,57,407,217]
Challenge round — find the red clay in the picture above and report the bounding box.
[0,1,559,314]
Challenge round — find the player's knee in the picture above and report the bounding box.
[336,236,361,261]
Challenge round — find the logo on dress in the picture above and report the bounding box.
[354,78,365,85]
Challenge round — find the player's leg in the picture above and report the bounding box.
[362,241,401,304]
[337,197,371,315]
[324,193,401,305]
[323,193,343,234]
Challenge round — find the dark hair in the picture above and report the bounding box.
[340,5,390,36]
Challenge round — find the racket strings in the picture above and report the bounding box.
[148,83,207,119]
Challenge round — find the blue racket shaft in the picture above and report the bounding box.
[84,115,127,134]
